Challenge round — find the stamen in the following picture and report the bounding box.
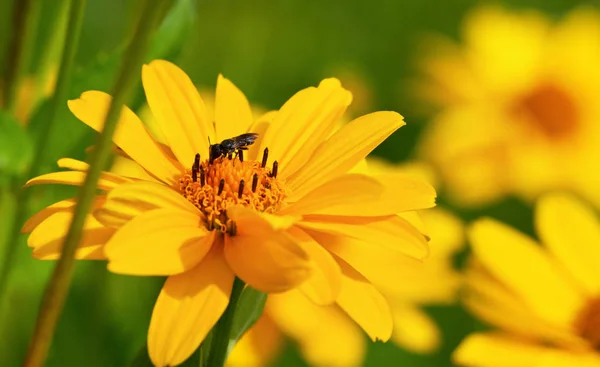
[227,221,237,236]
[192,153,200,182]
[227,153,233,160]
[252,173,258,192]
[218,179,225,195]
[200,166,205,186]
[238,150,244,162]
[238,180,245,198]
[271,161,278,178]
[261,148,269,168]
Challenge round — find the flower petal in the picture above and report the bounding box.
[279,174,382,217]
[259,79,352,179]
[469,218,585,327]
[148,245,234,367]
[453,333,600,367]
[215,74,253,141]
[95,181,200,228]
[390,304,440,353]
[367,173,437,213]
[536,194,600,295]
[25,171,131,191]
[142,60,214,166]
[28,198,111,260]
[67,91,181,184]
[299,214,429,260]
[246,110,276,162]
[227,205,299,232]
[288,226,342,305]
[110,155,159,182]
[223,211,311,292]
[226,315,283,367]
[105,209,213,276]
[267,290,366,367]
[306,228,423,295]
[22,198,77,233]
[335,256,393,342]
[286,111,404,198]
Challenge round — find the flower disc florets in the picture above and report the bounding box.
[178,149,285,234]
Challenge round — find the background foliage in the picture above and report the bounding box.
[0,0,593,366]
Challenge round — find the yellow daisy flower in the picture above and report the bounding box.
[227,160,463,367]
[22,60,436,366]
[416,6,600,206]
[455,193,600,366]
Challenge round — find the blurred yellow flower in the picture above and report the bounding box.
[416,6,600,207]
[22,60,436,366]
[455,194,600,367]
[228,160,463,367]
[0,68,57,124]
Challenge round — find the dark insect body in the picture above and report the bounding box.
[209,133,259,164]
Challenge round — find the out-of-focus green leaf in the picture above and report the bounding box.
[227,286,267,355]
[0,111,33,180]
[147,0,196,62]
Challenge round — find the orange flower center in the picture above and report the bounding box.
[177,148,285,235]
[516,83,579,140]
[575,296,600,350]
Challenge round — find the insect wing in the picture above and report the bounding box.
[233,133,259,148]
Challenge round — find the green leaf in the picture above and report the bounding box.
[0,111,33,179]
[227,286,268,355]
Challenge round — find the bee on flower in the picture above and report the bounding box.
[455,194,600,367]
[22,60,437,366]
[415,6,600,207]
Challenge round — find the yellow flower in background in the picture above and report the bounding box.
[455,194,600,367]
[22,60,436,366]
[416,6,600,207]
[228,159,464,367]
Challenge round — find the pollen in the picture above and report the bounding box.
[177,149,286,235]
[575,296,600,350]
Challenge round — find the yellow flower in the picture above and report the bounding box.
[227,159,463,367]
[454,193,600,366]
[22,60,437,366]
[416,6,600,207]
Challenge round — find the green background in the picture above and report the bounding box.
[0,0,592,366]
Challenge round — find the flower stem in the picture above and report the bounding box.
[22,2,167,367]
[2,0,41,114]
[206,277,246,367]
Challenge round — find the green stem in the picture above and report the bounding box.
[0,0,86,306]
[2,0,41,114]
[22,2,166,367]
[206,277,246,367]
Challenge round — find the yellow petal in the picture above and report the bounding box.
[227,205,299,232]
[246,110,276,162]
[57,158,89,171]
[148,246,234,367]
[22,198,77,233]
[288,226,342,305]
[215,74,254,141]
[28,199,111,260]
[95,181,199,228]
[223,211,311,292]
[142,60,214,166]
[367,173,437,213]
[536,194,600,295]
[299,215,429,260]
[390,303,440,353]
[469,218,585,327]
[259,79,352,179]
[335,257,393,342]
[306,228,423,295]
[67,91,181,184]
[25,171,131,191]
[279,174,382,216]
[286,111,404,198]
[105,209,212,276]
[267,290,366,367]
[110,155,159,182]
[226,315,283,367]
[453,332,600,367]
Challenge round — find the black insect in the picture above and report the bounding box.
[209,133,259,164]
